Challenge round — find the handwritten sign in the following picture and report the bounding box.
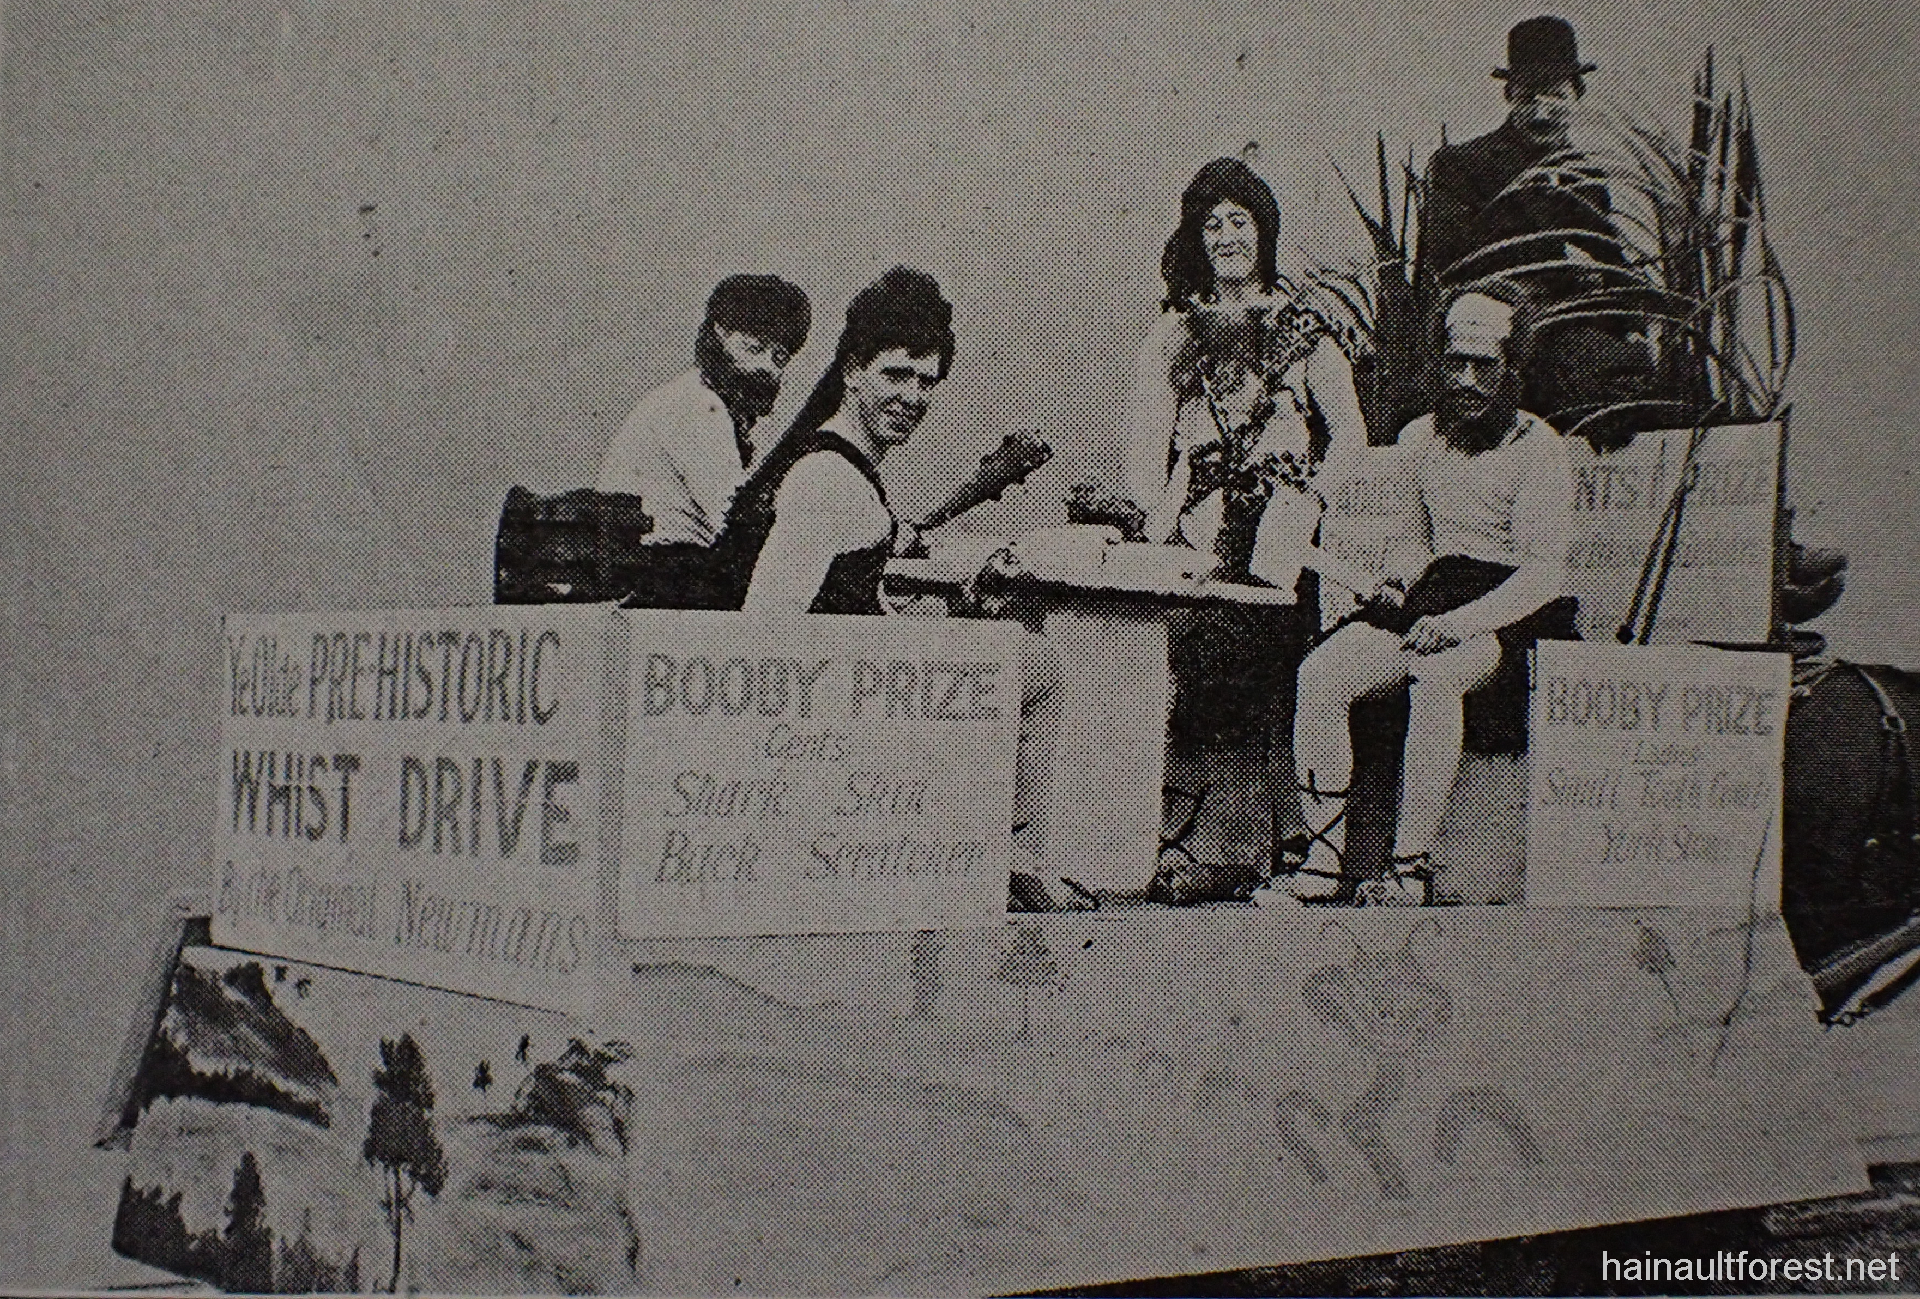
[1314,445,1421,624]
[617,611,1021,938]
[212,608,613,1010]
[1527,642,1789,908]
[1562,421,1780,644]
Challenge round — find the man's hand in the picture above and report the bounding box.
[1401,612,1466,655]
[894,522,928,557]
[1365,578,1406,610]
[952,547,1020,618]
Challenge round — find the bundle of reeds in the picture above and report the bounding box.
[1295,133,1425,444]
[1311,48,1794,446]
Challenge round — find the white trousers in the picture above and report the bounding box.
[1292,621,1503,859]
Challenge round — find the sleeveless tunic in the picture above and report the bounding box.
[706,429,897,615]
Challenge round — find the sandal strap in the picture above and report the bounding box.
[1297,772,1351,802]
[1389,851,1435,880]
[1274,813,1348,876]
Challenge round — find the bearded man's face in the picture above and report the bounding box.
[698,323,789,425]
[1435,306,1520,451]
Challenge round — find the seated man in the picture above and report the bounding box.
[705,266,948,614]
[1270,286,1577,905]
[597,273,811,547]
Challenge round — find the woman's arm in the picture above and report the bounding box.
[1123,313,1188,544]
[1302,332,1370,455]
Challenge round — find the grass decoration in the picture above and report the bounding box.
[1311,48,1794,445]
[1295,133,1426,443]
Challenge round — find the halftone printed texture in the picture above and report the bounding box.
[5,0,1918,1287]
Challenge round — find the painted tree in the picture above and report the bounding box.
[220,1151,274,1292]
[362,1034,447,1293]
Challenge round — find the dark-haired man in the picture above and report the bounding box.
[700,269,1063,885]
[1273,288,1576,906]
[707,266,954,614]
[597,274,812,546]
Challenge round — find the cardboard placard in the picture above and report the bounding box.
[212,608,615,1011]
[1562,422,1780,645]
[617,612,1021,939]
[1315,445,1421,623]
[1315,424,1780,647]
[1527,642,1789,908]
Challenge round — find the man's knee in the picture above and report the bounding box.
[1406,677,1470,720]
[1408,635,1501,695]
[1297,634,1356,696]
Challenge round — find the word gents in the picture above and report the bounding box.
[226,627,564,725]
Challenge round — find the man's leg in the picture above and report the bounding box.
[1396,634,1504,861]
[1289,622,1410,883]
[1013,631,1062,859]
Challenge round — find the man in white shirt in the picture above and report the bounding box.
[1275,287,1577,904]
[596,274,812,546]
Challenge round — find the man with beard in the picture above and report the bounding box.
[1268,287,1577,905]
[706,266,951,614]
[596,274,811,546]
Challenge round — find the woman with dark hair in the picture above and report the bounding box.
[1122,159,1370,891]
[1123,158,1365,581]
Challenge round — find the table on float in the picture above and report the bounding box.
[886,552,1299,892]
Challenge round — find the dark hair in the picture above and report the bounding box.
[1159,158,1281,308]
[784,267,956,438]
[704,274,812,356]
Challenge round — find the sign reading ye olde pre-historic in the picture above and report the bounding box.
[1527,641,1789,908]
[213,608,611,1010]
[617,611,1021,940]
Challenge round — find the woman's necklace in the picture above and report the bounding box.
[1187,362,1312,507]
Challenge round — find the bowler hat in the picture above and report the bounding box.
[1493,16,1596,85]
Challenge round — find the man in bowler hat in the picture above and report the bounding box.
[1416,17,1614,291]
[1414,17,1657,443]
